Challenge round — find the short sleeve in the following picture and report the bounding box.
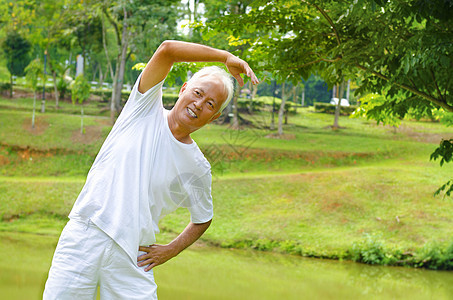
[117,72,166,122]
[187,172,214,224]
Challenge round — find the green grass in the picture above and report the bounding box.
[161,160,453,255]
[0,95,111,116]
[0,110,109,152]
[1,99,453,269]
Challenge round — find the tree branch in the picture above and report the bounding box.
[281,56,341,70]
[101,13,115,80]
[355,63,453,111]
[102,6,121,47]
[302,1,341,46]
[430,69,444,102]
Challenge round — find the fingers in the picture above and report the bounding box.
[247,69,259,85]
[138,245,154,252]
[240,64,259,86]
[137,254,159,271]
[226,55,260,86]
[234,74,244,87]
[137,244,165,272]
[137,258,158,272]
[234,68,259,87]
[144,263,157,272]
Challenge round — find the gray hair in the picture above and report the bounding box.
[186,66,234,113]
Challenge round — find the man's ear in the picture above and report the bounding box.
[209,112,221,123]
[179,82,188,96]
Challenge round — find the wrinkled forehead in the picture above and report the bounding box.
[187,75,228,102]
[188,74,223,88]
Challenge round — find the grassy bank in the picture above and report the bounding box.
[1,99,452,270]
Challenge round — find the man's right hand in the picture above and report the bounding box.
[224,54,260,87]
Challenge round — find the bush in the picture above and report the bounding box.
[314,102,358,115]
[57,79,69,99]
[349,234,403,265]
[162,93,178,107]
[91,88,131,102]
[237,98,265,111]
[415,241,453,270]
[0,82,11,95]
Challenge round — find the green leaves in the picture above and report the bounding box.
[2,30,31,77]
[202,0,453,112]
[24,58,44,91]
[71,75,91,105]
[430,139,453,167]
[430,139,453,197]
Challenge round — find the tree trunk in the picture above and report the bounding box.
[99,64,105,100]
[346,79,351,103]
[41,84,46,113]
[32,91,36,129]
[278,81,286,136]
[81,106,84,134]
[52,70,59,108]
[110,8,130,124]
[9,74,13,98]
[248,81,258,114]
[301,84,305,106]
[333,81,345,129]
[41,53,47,113]
[231,81,241,129]
[110,66,118,123]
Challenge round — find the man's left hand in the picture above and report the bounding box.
[138,244,177,272]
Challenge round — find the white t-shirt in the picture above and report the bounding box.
[69,73,214,263]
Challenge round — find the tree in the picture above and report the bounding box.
[192,0,260,128]
[332,80,346,129]
[71,75,91,134]
[204,0,452,110]
[2,30,31,97]
[203,0,453,195]
[277,80,287,135]
[25,0,74,110]
[25,58,44,129]
[90,0,181,123]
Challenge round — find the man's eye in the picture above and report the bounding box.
[208,102,214,108]
[195,91,201,96]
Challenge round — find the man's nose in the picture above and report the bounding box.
[194,99,202,110]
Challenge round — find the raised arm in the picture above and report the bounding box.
[138,40,259,93]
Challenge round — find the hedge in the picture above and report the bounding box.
[314,102,357,115]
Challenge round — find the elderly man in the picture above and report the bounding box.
[43,40,258,299]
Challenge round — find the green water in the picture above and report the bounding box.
[1,233,452,299]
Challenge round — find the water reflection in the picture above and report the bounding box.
[156,246,453,300]
[0,233,452,300]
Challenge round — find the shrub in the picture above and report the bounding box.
[348,234,403,265]
[314,102,358,115]
[57,79,69,99]
[162,93,178,107]
[0,82,11,94]
[415,241,453,270]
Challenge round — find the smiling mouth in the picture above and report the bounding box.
[187,107,197,118]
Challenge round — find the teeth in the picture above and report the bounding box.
[187,108,197,118]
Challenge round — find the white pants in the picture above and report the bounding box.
[43,218,157,300]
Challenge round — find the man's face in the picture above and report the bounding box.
[172,76,227,133]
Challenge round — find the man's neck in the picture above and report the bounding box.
[167,111,193,144]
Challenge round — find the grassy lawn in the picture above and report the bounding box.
[1,100,452,269]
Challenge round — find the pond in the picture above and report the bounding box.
[1,232,452,299]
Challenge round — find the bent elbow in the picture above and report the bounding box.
[156,40,176,56]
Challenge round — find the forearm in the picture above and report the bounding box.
[140,40,232,93]
[167,220,212,256]
[140,39,258,93]
[160,40,231,64]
